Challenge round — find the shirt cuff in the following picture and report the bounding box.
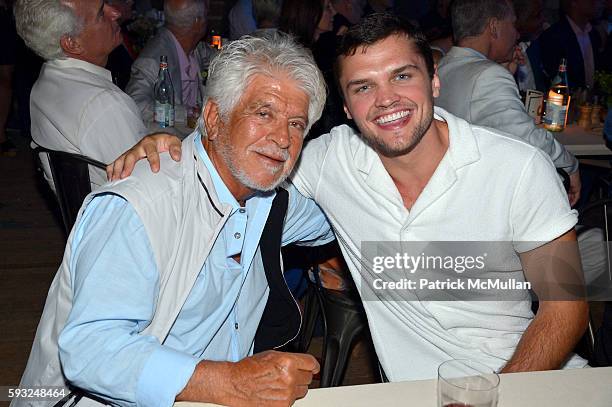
[136,346,199,407]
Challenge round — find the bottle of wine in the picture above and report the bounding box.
[154,55,175,128]
[543,58,570,132]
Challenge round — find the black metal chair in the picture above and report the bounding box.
[297,266,372,388]
[578,198,612,363]
[33,147,106,236]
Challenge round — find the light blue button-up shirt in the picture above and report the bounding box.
[58,136,334,407]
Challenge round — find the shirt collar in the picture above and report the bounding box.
[566,15,592,35]
[50,57,113,82]
[168,30,199,81]
[194,134,241,210]
[458,46,488,60]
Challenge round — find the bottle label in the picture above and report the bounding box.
[154,102,175,127]
[543,102,567,127]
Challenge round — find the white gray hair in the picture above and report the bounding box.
[14,0,82,60]
[164,0,207,29]
[199,31,327,137]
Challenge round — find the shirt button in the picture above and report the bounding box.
[235,323,239,330]
[239,209,246,214]
[234,232,241,239]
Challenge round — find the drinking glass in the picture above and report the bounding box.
[437,359,499,407]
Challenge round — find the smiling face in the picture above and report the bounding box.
[338,34,440,158]
[205,73,310,198]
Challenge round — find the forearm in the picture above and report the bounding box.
[176,360,234,405]
[501,300,588,373]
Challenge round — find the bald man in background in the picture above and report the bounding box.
[126,0,217,138]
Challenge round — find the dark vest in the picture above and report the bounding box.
[254,188,302,352]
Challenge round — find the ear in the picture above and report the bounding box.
[343,104,353,120]
[489,18,499,39]
[203,100,222,140]
[59,34,84,56]
[431,72,441,98]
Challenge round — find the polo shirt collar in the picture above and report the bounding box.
[448,46,487,61]
[50,57,113,82]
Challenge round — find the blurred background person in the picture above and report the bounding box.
[279,0,336,48]
[126,0,217,137]
[228,0,257,39]
[512,0,548,92]
[539,0,603,89]
[420,0,454,63]
[252,0,283,31]
[280,0,347,136]
[331,0,366,34]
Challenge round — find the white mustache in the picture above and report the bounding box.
[251,146,290,162]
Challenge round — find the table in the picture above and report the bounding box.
[555,124,611,158]
[175,366,612,407]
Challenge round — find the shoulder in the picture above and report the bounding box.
[472,123,545,159]
[196,43,219,63]
[102,150,191,210]
[438,49,498,80]
[137,29,174,61]
[540,19,571,42]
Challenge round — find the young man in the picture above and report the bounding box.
[113,14,589,382]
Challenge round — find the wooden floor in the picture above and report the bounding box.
[0,131,379,395]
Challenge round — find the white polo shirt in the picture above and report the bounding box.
[291,107,586,381]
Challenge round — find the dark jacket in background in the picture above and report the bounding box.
[539,15,603,89]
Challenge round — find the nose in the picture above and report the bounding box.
[268,122,291,149]
[374,82,400,109]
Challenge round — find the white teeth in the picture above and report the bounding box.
[375,110,411,124]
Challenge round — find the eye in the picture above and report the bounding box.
[395,73,411,81]
[257,110,270,118]
[354,85,370,94]
[289,120,306,131]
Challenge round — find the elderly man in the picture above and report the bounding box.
[114,14,589,382]
[435,0,581,206]
[126,0,217,138]
[14,0,147,190]
[15,33,331,407]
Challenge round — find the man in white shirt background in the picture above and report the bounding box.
[14,0,147,191]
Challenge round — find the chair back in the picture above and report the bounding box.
[34,147,106,236]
